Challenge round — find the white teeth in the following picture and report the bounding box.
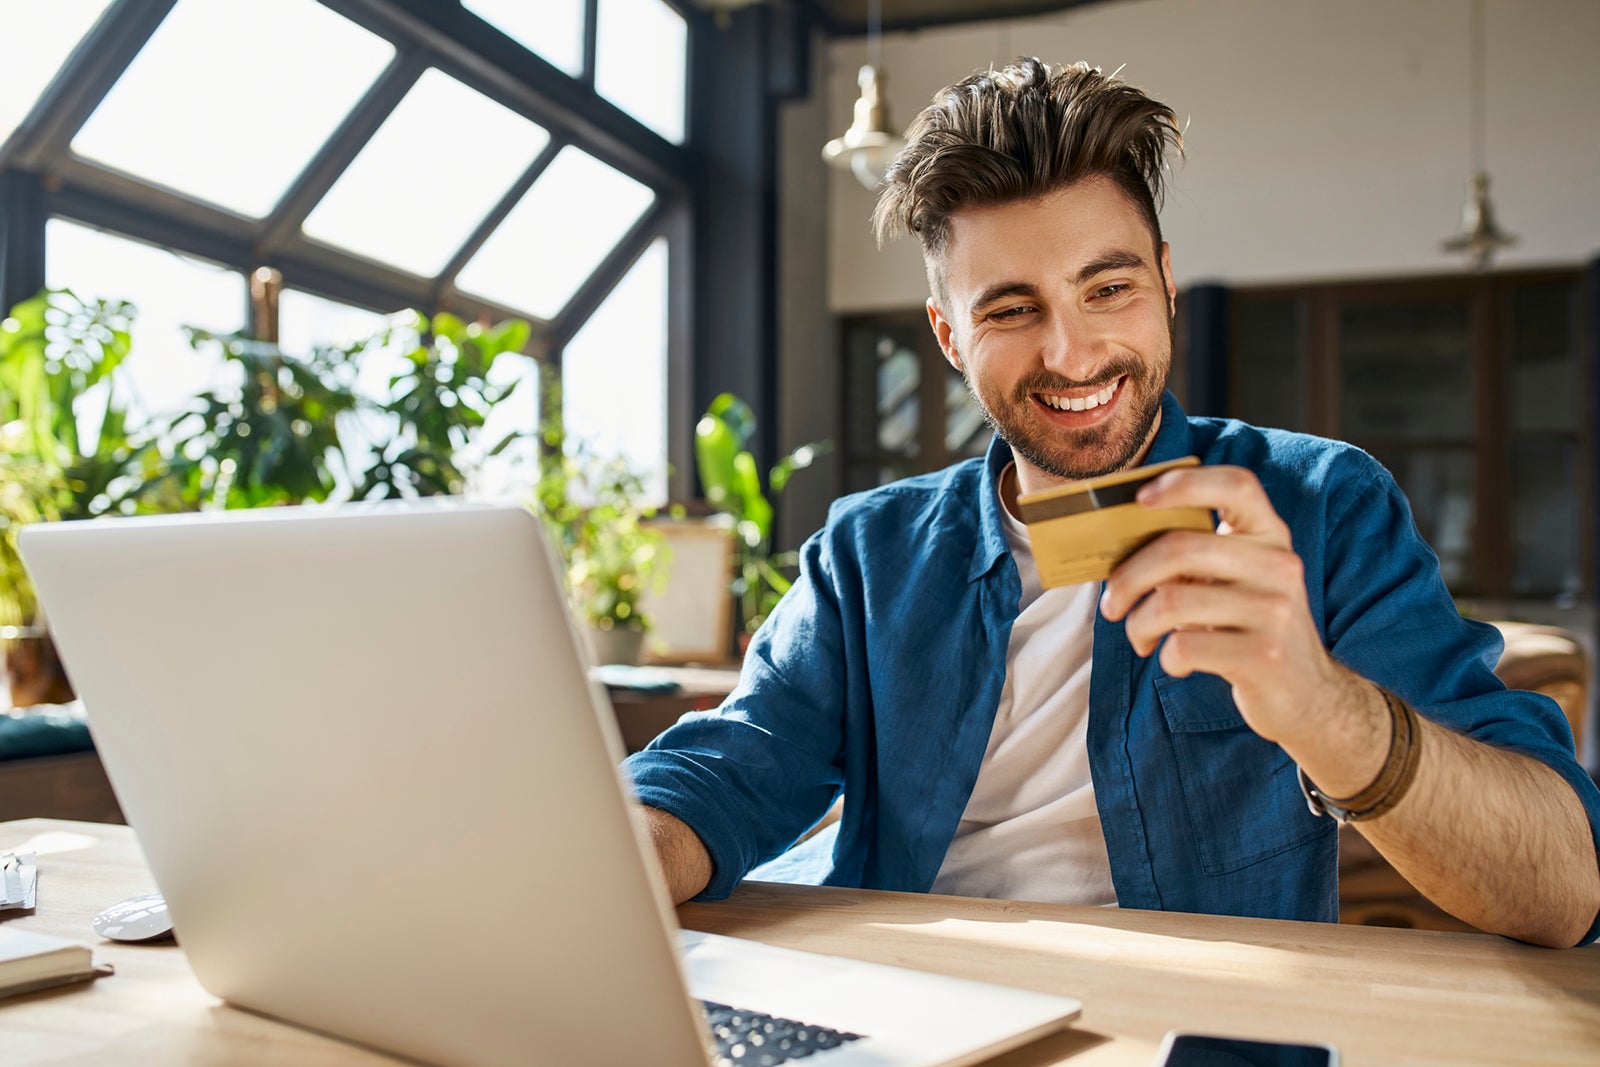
[1041,378,1119,412]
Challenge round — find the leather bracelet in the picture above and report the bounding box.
[1298,687,1423,824]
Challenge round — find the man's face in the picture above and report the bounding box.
[926,176,1177,487]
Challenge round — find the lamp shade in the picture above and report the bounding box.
[1440,172,1516,270]
[822,64,905,189]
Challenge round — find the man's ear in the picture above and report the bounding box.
[927,298,962,373]
[1160,242,1177,319]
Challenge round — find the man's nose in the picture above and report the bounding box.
[1038,309,1103,381]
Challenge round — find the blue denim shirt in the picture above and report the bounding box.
[625,393,1600,941]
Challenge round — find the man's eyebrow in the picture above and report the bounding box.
[967,251,1154,313]
[1073,250,1151,285]
[969,281,1039,314]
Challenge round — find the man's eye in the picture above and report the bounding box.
[1092,284,1131,300]
[990,306,1036,322]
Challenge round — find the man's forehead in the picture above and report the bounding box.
[939,178,1156,302]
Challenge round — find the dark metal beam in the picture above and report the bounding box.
[318,0,689,195]
[664,198,696,502]
[430,139,565,308]
[255,52,428,256]
[49,158,260,264]
[1182,284,1231,417]
[46,167,549,338]
[582,0,600,88]
[544,197,676,351]
[1588,255,1600,606]
[0,172,48,313]
[690,5,780,471]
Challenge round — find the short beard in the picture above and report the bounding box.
[961,350,1170,481]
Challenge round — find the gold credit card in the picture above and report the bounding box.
[1017,456,1213,587]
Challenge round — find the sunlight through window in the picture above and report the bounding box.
[45,218,244,437]
[596,0,687,144]
[0,1,113,147]
[301,68,551,279]
[463,0,585,77]
[455,146,655,320]
[563,238,669,502]
[71,0,393,218]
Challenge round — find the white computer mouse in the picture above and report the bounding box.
[93,892,175,942]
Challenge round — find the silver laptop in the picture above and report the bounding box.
[20,501,1081,1067]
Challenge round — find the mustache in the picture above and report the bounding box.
[1011,359,1144,402]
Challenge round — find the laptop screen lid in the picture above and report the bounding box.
[21,501,714,1067]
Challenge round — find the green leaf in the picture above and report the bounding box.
[485,317,532,355]
[431,311,468,344]
[694,412,742,513]
[731,451,772,543]
[707,392,756,448]
[769,440,828,494]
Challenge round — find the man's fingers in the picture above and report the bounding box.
[1121,584,1297,659]
[1155,629,1292,695]
[1137,465,1290,544]
[1101,531,1305,622]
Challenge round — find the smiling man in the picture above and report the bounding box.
[626,59,1600,947]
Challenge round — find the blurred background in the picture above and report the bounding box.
[2,0,1596,771]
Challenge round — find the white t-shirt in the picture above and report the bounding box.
[928,466,1117,906]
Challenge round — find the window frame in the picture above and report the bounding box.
[0,0,699,496]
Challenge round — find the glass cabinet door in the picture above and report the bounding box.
[1337,298,1477,591]
[842,313,992,493]
[1227,270,1589,600]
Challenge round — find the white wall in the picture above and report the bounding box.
[820,0,1600,311]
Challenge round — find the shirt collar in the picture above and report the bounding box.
[969,390,1192,584]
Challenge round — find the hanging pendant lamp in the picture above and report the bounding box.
[1441,0,1516,269]
[822,0,904,190]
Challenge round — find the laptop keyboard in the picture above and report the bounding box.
[701,1000,866,1065]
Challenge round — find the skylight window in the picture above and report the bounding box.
[463,0,585,78]
[70,0,393,218]
[455,147,655,320]
[301,68,552,280]
[595,0,688,144]
[563,237,669,501]
[0,0,113,149]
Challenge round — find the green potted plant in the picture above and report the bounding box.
[694,393,826,645]
[0,288,539,702]
[0,448,65,705]
[534,433,666,665]
[167,309,534,507]
[0,288,153,705]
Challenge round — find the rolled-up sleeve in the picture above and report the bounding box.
[622,529,849,900]
[1319,453,1600,945]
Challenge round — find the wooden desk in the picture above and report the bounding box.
[2,819,1597,1066]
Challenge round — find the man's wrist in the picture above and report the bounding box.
[1298,687,1424,824]
[1278,670,1391,799]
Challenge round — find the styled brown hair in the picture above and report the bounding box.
[873,58,1182,298]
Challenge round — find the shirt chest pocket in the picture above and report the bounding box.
[1154,671,1331,876]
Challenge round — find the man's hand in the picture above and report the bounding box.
[1098,464,1383,786]
[1099,464,1600,946]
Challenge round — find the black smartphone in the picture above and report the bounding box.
[1155,1031,1339,1067]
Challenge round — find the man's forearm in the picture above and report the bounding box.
[641,805,714,905]
[1350,717,1600,947]
[1289,677,1600,947]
